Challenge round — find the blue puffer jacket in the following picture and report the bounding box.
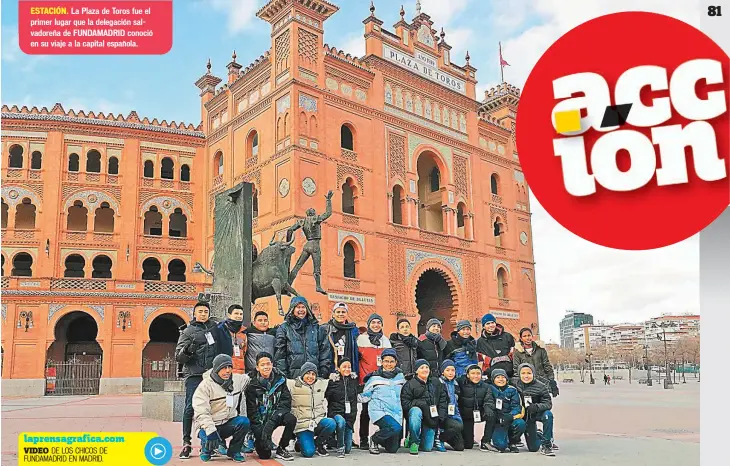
[358,368,406,424]
[274,297,332,378]
[440,376,462,423]
[487,382,524,420]
[444,332,478,378]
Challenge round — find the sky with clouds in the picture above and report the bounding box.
[1,0,704,342]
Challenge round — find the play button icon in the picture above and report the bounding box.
[145,437,173,465]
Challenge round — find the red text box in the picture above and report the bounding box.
[18,1,173,55]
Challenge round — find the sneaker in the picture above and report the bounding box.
[509,444,520,453]
[275,446,294,462]
[435,439,446,452]
[404,436,410,448]
[242,436,255,454]
[480,442,499,452]
[316,445,329,457]
[337,447,346,458]
[200,451,212,462]
[179,444,192,460]
[514,441,525,448]
[360,438,370,450]
[540,445,555,456]
[218,444,228,456]
[409,443,419,455]
[351,442,360,449]
[551,442,559,451]
[229,452,246,462]
[369,439,380,455]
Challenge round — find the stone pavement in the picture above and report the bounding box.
[1,380,699,466]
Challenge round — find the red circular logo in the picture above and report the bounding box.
[517,12,730,250]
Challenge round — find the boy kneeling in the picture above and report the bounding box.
[287,362,337,458]
[486,368,526,453]
[192,355,250,462]
[512,363,556,456]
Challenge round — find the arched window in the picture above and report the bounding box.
[309,115,317,139]
[457,204,465,228]
[92,255,112,279]
[144,160,154,178]
[341,178,355,215]
[169,208,187,237]
[253,190,259,219]
[31,151,42,170]
[490,174,499,195]
[64,254,85,278]
[343,242,356,278]
[142,257,161,280]
[68,153,80,172]
[1,255,5,276]
[392,185,404,225]
[86,150,101,173]
[15,198,36,229]
[8,145,23,168]
[108,157,119,175]
[340,125,354,150]
[167,259,187,282]
[144,206,163,236]
[1,200,8,229]
[94,202,114,233]
[248,131,259,159]
[497,268,508,299]
[161,157,174,180]
[494,218,504,247]
[67,201,88,231]
[180,164,190,182]
[430,167,440,192]
[11,253,33,277]
[214,151,224,176]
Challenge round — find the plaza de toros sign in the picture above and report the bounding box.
[382,43,466,95]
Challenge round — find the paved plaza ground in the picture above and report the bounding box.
[1,377,699,466]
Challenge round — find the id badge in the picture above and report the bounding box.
[345,402,351,414]
[473,410,482,422]
[524,396,532,406]
[496,398,503,410]
[233,345,241,357]
[205,332,215,345]
[309,420,317,431]
[429,405,438,417]
[448,404,455,415]
[226,394,235,408]
[337,346,345,356]
[376,355,382,366]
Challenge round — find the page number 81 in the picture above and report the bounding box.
[708,5,722,16]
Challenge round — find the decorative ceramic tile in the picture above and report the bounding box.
[406,248,464,285]
[299,94,318,113]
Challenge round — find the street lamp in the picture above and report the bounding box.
[652,322,673,389]
[585,352,595,384]
[642,341,652,386]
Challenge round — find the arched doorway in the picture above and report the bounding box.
[142,313,185,392]
[45,311,103,395]
[415,269,457,336]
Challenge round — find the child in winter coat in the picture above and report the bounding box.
[356,313,392,449]
[400,359,448,455]
[439,359,465,451]
[511,363,556,456]
[457,364,499,451]
[325,357,359,457]
[286,362,336,458]
[444,320,478,378]
[486,368,525,453]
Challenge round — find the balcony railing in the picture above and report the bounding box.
[1,277,206,295]
[341,148,357,162]
[139,177,192,191]
[62,231,118,246]
[492,194,503,204]
[140,235,191,250]
[1,228,39,241]
[63,171,120,184]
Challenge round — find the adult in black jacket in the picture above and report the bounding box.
[174,302,220,458]
[244,352,296,461]
[325,357,359,456]
[244,311,277,373]
[476,313,516,379]
[417,318,447,375]
[401,359,448,453]
[274,296,332,378]
[443,320,478,377]
[457,364,499,451]
[390,318,419,378]
[511,363,555,456]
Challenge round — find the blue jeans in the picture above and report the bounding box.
[373,415,402,453]
[198,416,250,455]
[526,410,554,451]
[407,407,436,451]
[492,418,527,451]
[333,415,353,453]
[182,375,203,444]
[296,418,337,458]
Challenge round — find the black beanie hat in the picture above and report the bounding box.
[338,357,352,368]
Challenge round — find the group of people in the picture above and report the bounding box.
[175,296,561,462]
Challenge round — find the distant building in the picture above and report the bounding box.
[607,324,644,352]
[559,311,594,348]
[644,314,700,346]
[572,324,611,352]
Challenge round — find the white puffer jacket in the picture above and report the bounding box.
[286,377,328,433]
[193,370,250,435]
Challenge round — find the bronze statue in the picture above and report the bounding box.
[251,234,299,316]
[287,190,333,294]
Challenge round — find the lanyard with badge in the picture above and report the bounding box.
[205,331,215,345]
[233,334,241,357]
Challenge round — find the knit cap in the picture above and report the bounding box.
[491,368,508,381]
[367,313,383,327]
[440,359,456,373]
[415,359,430,371]
[455,320,471,332]
[481,313,496,326]
[299,361,318,378]
[518,363,536,376]
[426,318,442,330]
[338,357,352,368]
[213,354,233,373]
[381,348,398,361]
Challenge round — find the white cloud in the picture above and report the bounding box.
[62,97,133,116]
[443,28,472,57]
[1,27,48,72]
[415,0,471,25]
[481,0,703,342]
[201,0,263,35]
[337,33,366,58]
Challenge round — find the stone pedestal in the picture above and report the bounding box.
[142,383,185,422]
[99,377,142,395]
[1,378,46,397]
